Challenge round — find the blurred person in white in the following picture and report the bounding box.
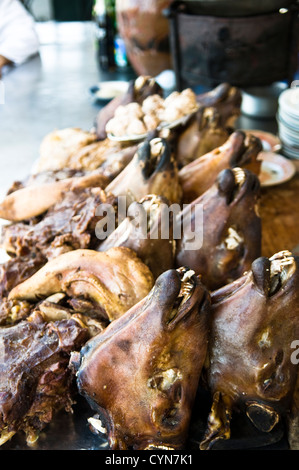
[0,0,39,76]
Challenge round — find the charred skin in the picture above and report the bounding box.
[175,167,261,291]
[105,138,182,205]
[96,76,163,140]
[178,130,262,204]
[0,316,89,446]
[73,268,211,450]
[98,194,175,279]
[8,247,154,322]
[200,251,299,449]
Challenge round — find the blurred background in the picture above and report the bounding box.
[0,0,299,197]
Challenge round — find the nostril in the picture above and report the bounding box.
[246,402,280,433]
[275,349,284,366]
[252,257,271,296]
[217,169,236,203]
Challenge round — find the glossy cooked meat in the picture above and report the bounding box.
[105,137,182,205]
[0,170,110,222]
[175,106,231,167]
[8,247,154,323]
[179,130,262,203]
[196,83,242,127]
[175,167,261,290]
[0,254,47,300]
[98,194,175,279]
[0,315,89,446]
[72,267,211,450]
[200,251,299,449]
[1,187,117,260]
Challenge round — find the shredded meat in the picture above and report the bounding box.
[1,187,117,260]
[0,317,89,446]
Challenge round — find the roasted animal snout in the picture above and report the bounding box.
[201,250,299,449]
[98,194,176,279]
[73,267,211,450]
[175,167,261,290]
[105,137,182,205]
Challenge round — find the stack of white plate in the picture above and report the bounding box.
[277,87,299,159]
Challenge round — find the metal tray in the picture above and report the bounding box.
[0,388,289,451]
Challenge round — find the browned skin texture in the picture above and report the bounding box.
[175,167,261,291]
[106,137,182,205]
[200,251,299,450]
[178,130,262,204]
[175,107,231,168]
[0,315,89,446]
[196,83,242,128]
[73,267,211,450]
[8,247,154,323]
[1,187,117,261]
[0,170,109,222]
[95,76,163,140]
[0,254,47,299]
[98,194,175,279]
[33,126,138,176]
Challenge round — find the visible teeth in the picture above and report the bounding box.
[134,75,149,91]
[176,268,195,301]
[88,417,107,435]
[269,250,293,263]
[232,167,246,186]
[177,268,195,282]
[269,250,295,283]
[180,283,193,297]
[150,138,164,157]
[224,227,243,250]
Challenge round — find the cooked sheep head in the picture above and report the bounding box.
[196,83,242,128]
[175,167,261,291]
[105,137,182,205]
[0,314,89,447]
[8,247,154,322]
[73,267,211,450]
[98,194,175,279]
[175,106,231,167]
[179,130,262,203]
[200,251,299,449]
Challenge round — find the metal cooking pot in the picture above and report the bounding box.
[177,0,297,16]
[241,82,288,118]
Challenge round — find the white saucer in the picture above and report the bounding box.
[258,151,296,187]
